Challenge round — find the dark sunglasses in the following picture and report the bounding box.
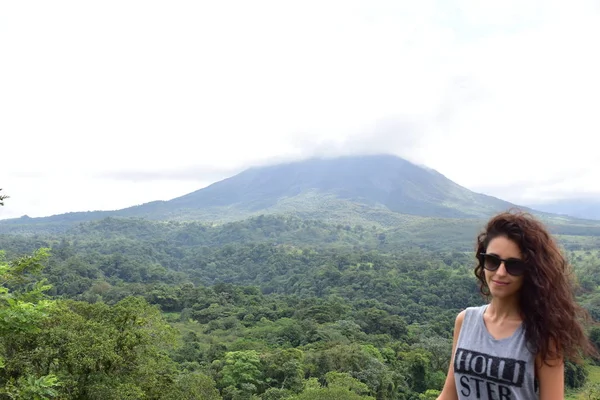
[478,253,527,276]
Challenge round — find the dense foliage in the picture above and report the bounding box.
[1,214,599,399]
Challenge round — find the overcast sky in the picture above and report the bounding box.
[1,0,599,220]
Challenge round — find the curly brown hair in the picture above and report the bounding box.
[474,209,596,365]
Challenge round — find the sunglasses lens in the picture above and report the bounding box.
[482,254,501,271]
[505,260,526,276]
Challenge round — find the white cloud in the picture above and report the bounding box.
[415,0,600,203]
[1,0,599,219]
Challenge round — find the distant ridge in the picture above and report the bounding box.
[525,198,600,221]
[1,154,598,232]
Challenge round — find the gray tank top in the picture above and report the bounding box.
[453,305,539,399]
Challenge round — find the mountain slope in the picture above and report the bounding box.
[164,154,515,219]
[1,154,596,232]
[525,199,600,221]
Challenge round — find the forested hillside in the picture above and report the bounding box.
[2,212,600,399]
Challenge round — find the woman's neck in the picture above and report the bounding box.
[487,296,521,321]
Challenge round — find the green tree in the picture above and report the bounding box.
[262,349,304,393]
[401,350,431,394]
[288,375,376,400]
[325,371,370,396]
[589,326,600,359]
[420,389,441,400]
[163,372,222,400]
[220,350,263,399]
[0,248,60,399]
[564,360,588,389]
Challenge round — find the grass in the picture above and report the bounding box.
[566,365,600,399]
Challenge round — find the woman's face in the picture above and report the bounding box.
[483,236,525,299]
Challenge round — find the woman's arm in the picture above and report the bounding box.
[437,310,465,400]
[535,348,564,400]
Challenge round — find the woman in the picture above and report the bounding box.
[437,210,596,400]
